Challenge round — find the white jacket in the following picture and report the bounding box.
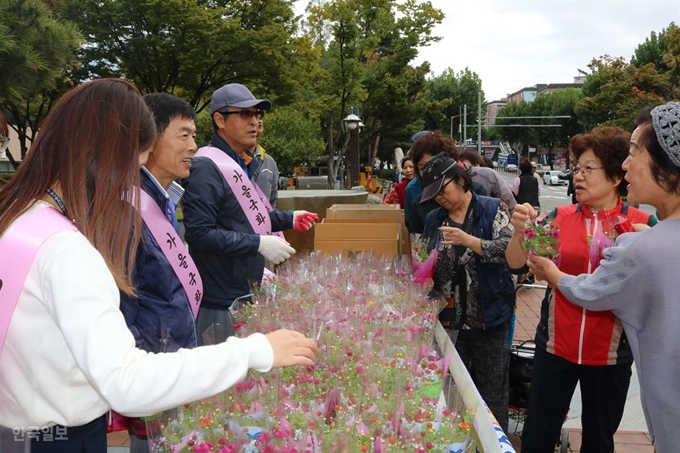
[0,202,273,428]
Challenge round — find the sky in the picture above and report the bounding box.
[295,0,679,102]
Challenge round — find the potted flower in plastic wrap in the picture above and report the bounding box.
[145,254,476,453]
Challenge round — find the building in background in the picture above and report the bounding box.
[506,84,546,104]
[537,80,584,96]
[484,99,507,126]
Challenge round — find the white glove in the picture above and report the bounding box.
[258,235,295,264]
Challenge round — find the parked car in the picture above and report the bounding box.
[543,170,568,185]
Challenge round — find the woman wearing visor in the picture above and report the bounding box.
[420,153,515,431]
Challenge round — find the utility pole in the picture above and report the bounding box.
[463,105,467,145]
[477,92,482,155]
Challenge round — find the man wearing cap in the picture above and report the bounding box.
[182,83,317,344]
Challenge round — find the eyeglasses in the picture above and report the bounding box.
[436,179,454,197]
[573,166,604,177]
[219,109,265,121]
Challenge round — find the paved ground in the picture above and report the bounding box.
[107,283,654,453]
[508,283,654,452]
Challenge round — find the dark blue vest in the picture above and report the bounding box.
[423,194,514,329]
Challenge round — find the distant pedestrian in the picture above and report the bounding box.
[512,160,540,209]
[559,170,577,203]
[278,175,289,190]
[252,117,280,208]
[391,167,400,183]
[530,161,541,184]
[383,155,415,208]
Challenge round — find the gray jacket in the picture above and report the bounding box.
[557,221,678,452]
[471,166,516,214]
[253,145,279,208]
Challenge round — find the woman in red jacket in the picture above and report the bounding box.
[383,155,414,208]
[506,127,658,453]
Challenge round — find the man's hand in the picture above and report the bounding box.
[258,236,295,264]
[293,211,319,232]
[265,329,318,368]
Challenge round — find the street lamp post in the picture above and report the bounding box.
[450,106,464,142]
[342,113,362,188]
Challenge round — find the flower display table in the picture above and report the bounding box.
[434,323,515,453]
[146,253,515,453]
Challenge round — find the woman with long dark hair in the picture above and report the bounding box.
[0,79,317,453]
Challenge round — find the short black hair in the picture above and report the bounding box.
[143,93,196,135]
[459,151,483,166]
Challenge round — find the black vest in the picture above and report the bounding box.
[515,173,539,207]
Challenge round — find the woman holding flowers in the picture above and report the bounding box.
[0,79,317,453]
[420,153,515,431]
[506,126,657,453]
[526,103,680,453]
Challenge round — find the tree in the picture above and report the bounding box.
[529,88,584,167]
[631,22,678,73]
[258,105,326,173]
[576,55,669,131]
[423,67,485,141]
[0,0,80,163]
[576,23,680,132]
[304,0,443,188]
[63,0,315,112]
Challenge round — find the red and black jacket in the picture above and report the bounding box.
[535,200,654,365]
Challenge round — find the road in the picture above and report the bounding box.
[494,169,657,216]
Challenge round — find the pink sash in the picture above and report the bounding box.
[0,208,77,350]
[138,190,203,318]
[196,146,285,239]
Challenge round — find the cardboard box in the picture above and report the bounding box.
[322,218,411,256]
[325,204,401,220]
[314,221,400,256]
